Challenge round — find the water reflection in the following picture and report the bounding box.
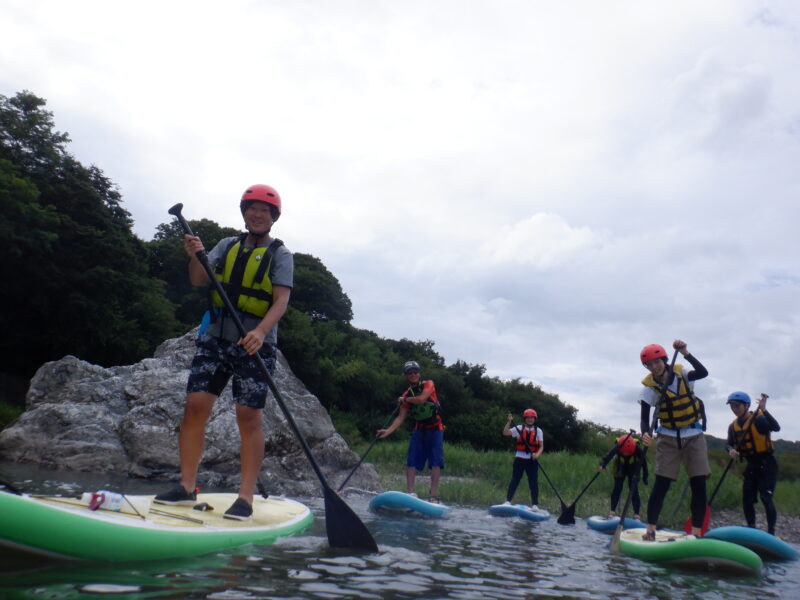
[1,464,799,599]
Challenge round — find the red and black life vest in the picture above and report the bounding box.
[514,426,541,454]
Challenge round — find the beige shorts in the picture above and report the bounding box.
[654,433,710,480]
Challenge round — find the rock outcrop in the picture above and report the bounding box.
[0,330,380,496]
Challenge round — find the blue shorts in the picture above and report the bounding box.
[186,333,276,409]
[406,428,445,471]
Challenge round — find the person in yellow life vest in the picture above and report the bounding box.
[155,184,293,521]
[639,339,709,540]
[501,409,543,510]
[377,361,445,503]
[598,432,648,521]
[726,391,781,535]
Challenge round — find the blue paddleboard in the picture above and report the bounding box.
[488,503,550,522]
[587,515,646,533]
[704,525,798,561]
[369,491,450,518]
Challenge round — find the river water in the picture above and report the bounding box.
[1,464,798,600]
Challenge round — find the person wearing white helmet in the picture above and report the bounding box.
[377,360,445,503]
[501,408,543,510]
[155,184,293,521]
[726,391,781,535]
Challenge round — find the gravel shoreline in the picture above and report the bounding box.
[708,508,800,543]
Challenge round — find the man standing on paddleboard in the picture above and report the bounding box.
[726,391,781,535]
[639,340,709,539]
[376,361,445,503]
[155,184,293,521]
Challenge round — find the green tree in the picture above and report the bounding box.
[0,91,178,389]
[147,218,241,333]
[291,253,353,323]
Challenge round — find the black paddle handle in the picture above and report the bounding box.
[167,203,331,489]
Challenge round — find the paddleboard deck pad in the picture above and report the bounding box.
[587,515,646,532]
[369,491,450,518]
[704,525,798,561]
[488,504,550,522]
[617,527,762,576]
[0,490,313,562]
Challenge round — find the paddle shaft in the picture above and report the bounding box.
[537,462,568,510]
[337,405,400,492]
[612,348,679,552]
[557,431,636,525]
[168,204,377,551]
[682,410,758,534]
[577,431,636,505]
[710,409,757,506]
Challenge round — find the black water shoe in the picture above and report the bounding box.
[224,497,253,521]
[154,485,197,506]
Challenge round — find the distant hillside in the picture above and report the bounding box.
[705,434,800,454]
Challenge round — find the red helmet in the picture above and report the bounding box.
[241,184,281,218]
[618,436,636,457]
[522,409,537,419]
[640,344,667,365]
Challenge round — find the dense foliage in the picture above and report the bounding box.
[4,90,797,455]
[0,91,179,382]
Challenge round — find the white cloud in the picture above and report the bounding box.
[3,0,800,440]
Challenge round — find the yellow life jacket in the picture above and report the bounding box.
[210,236,283,319]
[641,364,705,430]
[731,410,773,455]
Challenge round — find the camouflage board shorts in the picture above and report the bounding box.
[186,333,276,409]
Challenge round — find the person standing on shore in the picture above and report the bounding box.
[501,409,543,510]
[726,391,781,535]
[639,339,709,539]
[155,184,293,521]
[377,361,445,503]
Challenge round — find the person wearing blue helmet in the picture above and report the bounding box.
[726,391,781,535]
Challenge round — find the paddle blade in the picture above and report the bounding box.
[323,487,378,552]
[557,504,576,525]
[610,525,623,554]
[683,505,711,535]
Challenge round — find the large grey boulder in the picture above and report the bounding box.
[0,330,380,496]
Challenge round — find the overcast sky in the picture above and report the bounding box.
[4,1,799,441]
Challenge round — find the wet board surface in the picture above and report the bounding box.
[369,491,450,518]
[587,515,646,532]
[705,525,798,561]
[0,491,313,562]
[617,527,762,576]
[488,503,550,522]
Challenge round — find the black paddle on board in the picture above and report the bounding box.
[168,203,378,552]
[537,462,569,515]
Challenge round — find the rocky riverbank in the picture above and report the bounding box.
[709,508,800,543]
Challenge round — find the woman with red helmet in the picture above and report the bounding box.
[638,339,710,540]
[598,432,648,521]
[155,183,293,521]
[501,408,544,510]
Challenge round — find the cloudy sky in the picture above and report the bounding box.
[4,1,800,441]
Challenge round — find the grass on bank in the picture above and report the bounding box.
[348,437,800,529]
[0,399,22,430]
